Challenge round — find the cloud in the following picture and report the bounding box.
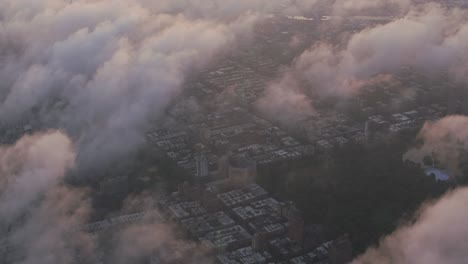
[94,192,214,264]
[331,0,412,16]
[137,0,320,18]
[10,186,97,264]
[109,221,213,264]
[1,0,438,169]
[352,187,468,264]
[404,115,468,176]
[257,71,315,125]
[0,132,214,263]
[0,131,75,222]
[0,131,98,264]
[0,1,330,262]
[3,1,468,264]
[257,3,468,123]
[0,0,265,170]
[339,4,468,79]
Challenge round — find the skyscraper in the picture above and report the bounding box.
[195,153,209,180]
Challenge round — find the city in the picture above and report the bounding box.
[1,1,468,264]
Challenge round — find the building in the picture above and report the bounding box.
[201,225,253,251]
[217,184,268,208]
[268,237,303,260]
[287,208,305,244]
[217,246,272,264]
[247,215,286,238]
[202,187,224,212]
[82,211,157,234]
[252,232,269,252]
[180,211,235,238]
[232,198,281,224]
[226,156,258,186]
[290,240,334,264]
[167,201,207,221]
[178,181,203,201]
[195,153,210,180]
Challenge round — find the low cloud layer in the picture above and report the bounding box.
[110,221,213,264]
[332,0,412,16]
[0,131,75,223]
[0,1,328,263]
[0,131,213,263]
[258,3,468,123]
[0,131,95,263]
[0,0,424,169]
[404,115,468,176]
[11,187,96,264]
[1,1,251,169]
[2,1,468,264]
[1,0,296,170]
[352,187,468,264]
[257,72,315,125]
[106,193,214,264]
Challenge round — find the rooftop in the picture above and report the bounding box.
[181,211,235,237]
[269,237,303,260]
[201,225,253,250]
[168,201,207,220]
[232,198,281,221]
[218,184,268,208]
[247,215,286,236]
[217,246,273,264]
[289,241,333,264]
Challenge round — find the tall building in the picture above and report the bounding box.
[364,120,370,144]
[226,156,257,187]
[195,153,209,180]
[287,208,305,244]
[252,232,268,251]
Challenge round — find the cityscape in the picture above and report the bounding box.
[1,0,468,264]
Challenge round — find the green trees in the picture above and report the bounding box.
[259,137,448,255]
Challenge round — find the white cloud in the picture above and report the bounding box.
[353,187,468,264]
